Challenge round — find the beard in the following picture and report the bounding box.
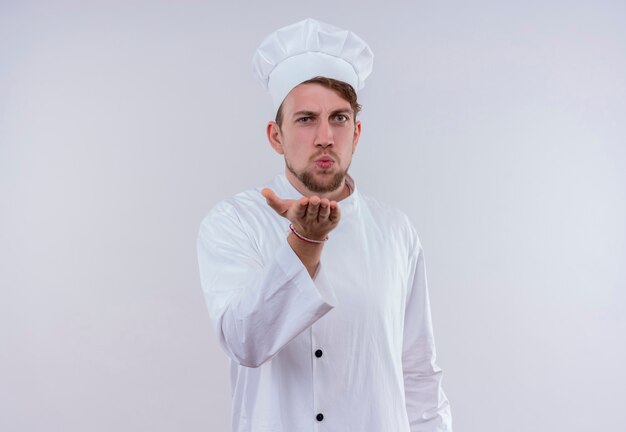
[285,156,350,194]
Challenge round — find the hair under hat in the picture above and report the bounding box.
[252,18,374,111]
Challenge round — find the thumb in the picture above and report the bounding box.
[262,188,290,216]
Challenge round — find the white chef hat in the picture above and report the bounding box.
[252,18,374,112]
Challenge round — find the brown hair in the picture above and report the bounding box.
[274,76,362,128]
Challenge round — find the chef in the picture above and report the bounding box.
[197,18,452,432]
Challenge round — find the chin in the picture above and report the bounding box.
[301,171,345,194]
[286,159,347,193]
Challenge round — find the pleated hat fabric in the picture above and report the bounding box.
[252,18,374,111]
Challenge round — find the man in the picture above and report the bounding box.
[197,18,452,432]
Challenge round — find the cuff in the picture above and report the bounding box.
[274,241,338,309]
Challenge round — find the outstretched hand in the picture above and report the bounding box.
[262,188,341,242]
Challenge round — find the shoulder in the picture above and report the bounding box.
[359,193,410,224]
[199,184,270,234]
[358,192,423,251]
[206,186,264,217]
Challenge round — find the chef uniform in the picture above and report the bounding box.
[197,18,452,432]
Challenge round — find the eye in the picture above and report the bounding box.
[296,117,312,123]
[334,114,349,122]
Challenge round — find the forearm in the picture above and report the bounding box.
[287,232,323,278]
[403,233,452,430]
[203,240,334,368]
[198,205,337,368]
[404,364,452,431]
[262,188,338,279]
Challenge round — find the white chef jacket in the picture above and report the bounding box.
[197,173,452,432]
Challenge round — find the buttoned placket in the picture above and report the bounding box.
[311,323,326,430]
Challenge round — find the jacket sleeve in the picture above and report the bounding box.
[403,227,453,431]
[197,202,337,368]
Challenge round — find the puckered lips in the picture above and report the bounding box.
[314,155,335,170]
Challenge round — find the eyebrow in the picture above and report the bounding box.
[330,109,352,117]
[292,108,353,118]
[292,110,318,118]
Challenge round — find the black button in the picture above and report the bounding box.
[315,349,323,358]
[316,413,324,421]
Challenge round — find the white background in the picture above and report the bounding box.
[1,1,625,431]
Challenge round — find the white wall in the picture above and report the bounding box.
[1,1,624,431]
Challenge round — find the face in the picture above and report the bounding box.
[266,83,361,198]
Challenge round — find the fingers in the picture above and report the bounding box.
[318,198,331,221]
[293,197,310,219]
[329,200,340,222]
[262,188,290,216]
[303,197,335,223]
[263,187,341,228]
[261,188,274,199]
[261,188,278,208]
[305,196,321,222]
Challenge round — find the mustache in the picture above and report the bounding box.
[310,150,340,162]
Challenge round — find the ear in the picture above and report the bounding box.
[351,120,362,154]
[266,121,284,155]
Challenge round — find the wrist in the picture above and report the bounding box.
[289,223,329,244]
[287,232,323,253]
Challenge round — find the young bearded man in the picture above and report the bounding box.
[197,18,452,432]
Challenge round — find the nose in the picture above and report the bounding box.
[315,118,334,148]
